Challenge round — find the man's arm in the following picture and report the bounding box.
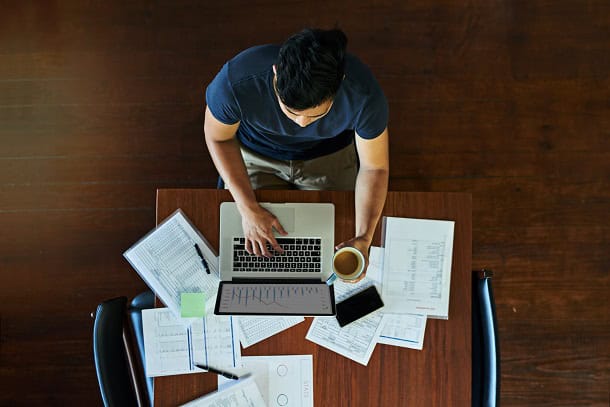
[204,106,286,256]
[336,127,389,276]
[204,107,250,200]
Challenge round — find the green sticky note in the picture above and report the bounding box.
[181,293,206,318]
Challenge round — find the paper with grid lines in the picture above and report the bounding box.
[124,209,219,319]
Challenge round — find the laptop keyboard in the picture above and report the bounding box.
[232,237,322,273]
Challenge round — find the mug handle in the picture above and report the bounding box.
[325,273,337,286]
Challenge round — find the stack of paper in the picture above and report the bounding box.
[306,244,434,365]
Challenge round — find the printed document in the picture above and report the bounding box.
[181,375,266,407]
[235,316,304,348]
[124,209,219,318]
[381,217,454,318]
[306,266,384,366]
[367,246,427,350]
[218,355,313,407]
[305,245,429,364]
[142,308,240,377]
[378,313,427,350]
[306,309,383,366]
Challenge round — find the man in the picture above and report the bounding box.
[204,28,388,278]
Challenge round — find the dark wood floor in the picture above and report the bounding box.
[1,1,608,406]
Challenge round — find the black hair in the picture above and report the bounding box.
[275,28,347,111]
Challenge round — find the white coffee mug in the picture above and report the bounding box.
[326,246,366,285]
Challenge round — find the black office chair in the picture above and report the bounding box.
[92,292,155,407]
[472,269,500,407]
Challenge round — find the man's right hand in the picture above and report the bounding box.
[238,204,288,257]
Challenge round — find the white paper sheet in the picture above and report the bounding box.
[378,313,427,350]
[124,209,219,319]
[381,217,454,318]
[142,308,241,377]
[361,247,428,350]
[180,375,266,407]
[218,355,313,407]
[236,316,304,348]
[306,310,383,366]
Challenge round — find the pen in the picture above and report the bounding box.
[194,243,210,274]
[196,364,240,380]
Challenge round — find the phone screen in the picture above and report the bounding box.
[335,285,384,327]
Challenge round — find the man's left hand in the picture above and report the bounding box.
[335,237,370,283]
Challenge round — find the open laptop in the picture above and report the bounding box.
[214,202,336,316]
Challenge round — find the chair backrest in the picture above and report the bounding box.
[472,269,500,407]
[93,297,139,407]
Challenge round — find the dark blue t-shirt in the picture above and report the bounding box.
[206,45,388,160]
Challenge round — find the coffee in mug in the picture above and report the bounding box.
[331,247,365,282]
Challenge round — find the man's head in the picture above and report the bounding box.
[274,28,347,126]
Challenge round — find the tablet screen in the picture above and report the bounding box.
[215,282,335,316]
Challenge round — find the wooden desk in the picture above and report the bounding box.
[155,189,472,406]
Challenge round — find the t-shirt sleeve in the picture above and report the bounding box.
[205,63,241,124]
[354,80,389,139]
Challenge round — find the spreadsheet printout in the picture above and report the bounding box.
[366,246,427,350]
[306,309,383,366]
[378,313,427,350]
[124,210,219,319]
[180,376,266,407]
[142,308,240,377]
[236,316,305,348]
[381,217,454,318]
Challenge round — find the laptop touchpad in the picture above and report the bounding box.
[269,207,296,233]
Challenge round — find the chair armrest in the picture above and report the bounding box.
[128,291,155,406]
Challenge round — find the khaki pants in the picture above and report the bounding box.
[236,143,358,190]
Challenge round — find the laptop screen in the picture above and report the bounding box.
[214,281,336,316]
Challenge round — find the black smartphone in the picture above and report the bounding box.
[335,285,384,327]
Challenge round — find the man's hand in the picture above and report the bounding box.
[335,236,370,283]
[240,204,288,257]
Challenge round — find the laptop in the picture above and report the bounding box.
[214,202,336,316]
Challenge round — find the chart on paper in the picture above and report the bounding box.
[217,283,333,314]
